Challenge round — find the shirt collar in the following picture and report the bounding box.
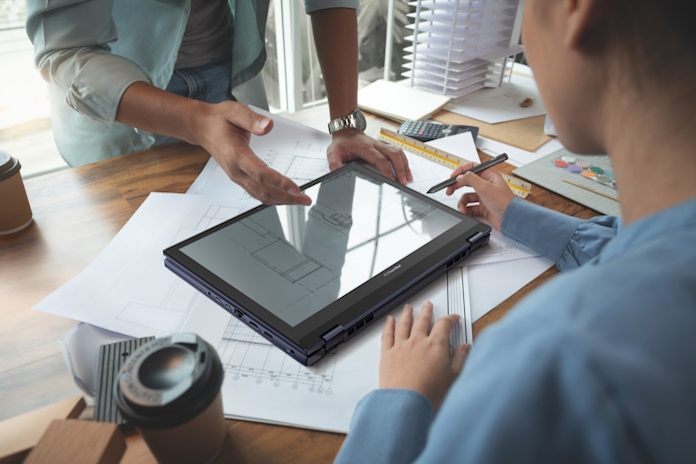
[598,197,696,262]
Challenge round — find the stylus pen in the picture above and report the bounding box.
[427,153,509,194]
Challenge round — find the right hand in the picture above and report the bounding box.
[193,101,312,206]
[445,161,515,231]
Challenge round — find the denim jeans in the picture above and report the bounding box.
[153,60,233,146]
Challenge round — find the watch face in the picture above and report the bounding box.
[353,109,367,131]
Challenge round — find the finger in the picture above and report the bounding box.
[395,304,414,342]
[449,162,478,179]
[241,175,313,206]
[446,172,475,195]
[458,192,480,206]
[481,169,513,190]
[235,146,303,196]
[459,171,491,192]
[430,313,461,345]
[451,343,471,374]
[381,315,395,353]
[326,148,345,172]
[365,148,396,181]
[411,301,434,338]
[377,144,410,184]
[225,104,274,135]
[457,192,481,214]
[459,202,485,217]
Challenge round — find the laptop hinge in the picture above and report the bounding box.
[467,231,486,247]
[321,325,345,350]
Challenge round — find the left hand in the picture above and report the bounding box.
[380,302,470,411]
[327,130,412,185]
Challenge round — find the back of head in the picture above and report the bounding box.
[607,0,696,85]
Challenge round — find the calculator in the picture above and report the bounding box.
[398,121,479,142]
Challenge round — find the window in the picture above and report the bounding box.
[263,0,413,112]
[0,1,66,178]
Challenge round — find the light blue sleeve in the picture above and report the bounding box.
[26,0,151,126]
[334,389,433,464]
[304,0,359,14]
[335,312,641,464]
[500,198,621,271]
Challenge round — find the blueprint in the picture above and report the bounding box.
[38,110,550,433]
[36,191,474,432]
[216,264,472,432]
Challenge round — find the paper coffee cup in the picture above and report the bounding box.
[0,151,33,235]
[115,333,227,464]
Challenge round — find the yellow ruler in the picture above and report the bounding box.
[376,127,531,198]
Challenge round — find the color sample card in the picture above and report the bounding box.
[512,149,621,217]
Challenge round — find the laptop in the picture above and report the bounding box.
[164,162,490,365]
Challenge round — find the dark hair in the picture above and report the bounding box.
[609,1,696,75]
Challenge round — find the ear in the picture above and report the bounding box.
[564,0,604,50]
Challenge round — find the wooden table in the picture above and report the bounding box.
[0,107,598,462]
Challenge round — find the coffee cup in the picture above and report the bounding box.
[115,333,227,464]
[0,151,33,235]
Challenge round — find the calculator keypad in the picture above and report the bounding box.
[399,121,445,141]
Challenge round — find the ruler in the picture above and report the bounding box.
[377,127,531,198]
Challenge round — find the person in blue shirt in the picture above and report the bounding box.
[26,0,411,206]
[336,0,696,462]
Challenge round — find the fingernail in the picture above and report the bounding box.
[452,314,461,322]
[286,186,301,196]
[400,176,407,184]
[256,118,271,131]
[464,344,472,353]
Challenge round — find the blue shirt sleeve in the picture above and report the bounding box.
[500,198,621,271]
[334,389,433,464]
[335,316,642,464]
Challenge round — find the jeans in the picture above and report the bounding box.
[153,60,233,146]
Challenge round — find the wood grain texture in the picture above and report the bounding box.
[25,419,125,464]
[0,108,598,463]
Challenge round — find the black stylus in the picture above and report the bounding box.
[427,153,509,194]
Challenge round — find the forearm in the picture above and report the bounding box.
[116,82,207,145]
[310,8,358,119]
[501,198,619,270]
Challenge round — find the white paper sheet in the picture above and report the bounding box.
[37,191,474,432]
[187,108,331,198]
[40,111,555,433]
[445,73,548,124]
[477,135,564,168]
[218,265,471,432]
[35,193,238,340]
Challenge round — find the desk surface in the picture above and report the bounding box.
[0,106,598,462]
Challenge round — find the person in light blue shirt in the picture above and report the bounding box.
[335,0,696,462]
[25,0,411,206]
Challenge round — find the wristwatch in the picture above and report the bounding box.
[328,108,367,134]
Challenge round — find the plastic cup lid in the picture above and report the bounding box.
[0,151,21,182]
[115,333,224,429]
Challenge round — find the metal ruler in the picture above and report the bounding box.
[376,127,531,198]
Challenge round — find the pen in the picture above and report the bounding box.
[427,153,509,194]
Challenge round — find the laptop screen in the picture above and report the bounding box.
[179,167,460,327]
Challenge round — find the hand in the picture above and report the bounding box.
[380,302,470,411]
[445,161,515,231]
[193,101,312,206]
[327,130,413,185]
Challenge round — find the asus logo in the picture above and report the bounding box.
[383,264,402,277]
